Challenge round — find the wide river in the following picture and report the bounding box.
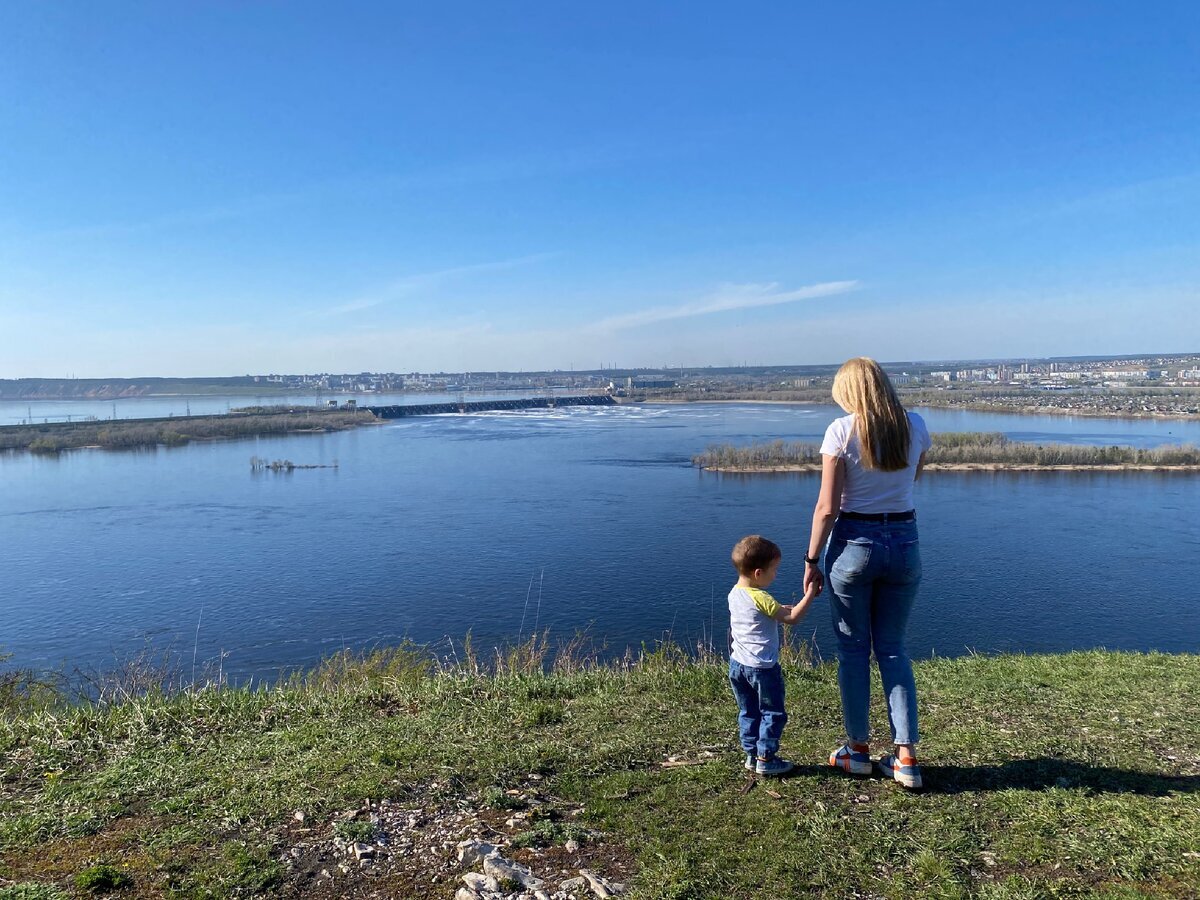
[3,400,1198,683]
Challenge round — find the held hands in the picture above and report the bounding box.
[776,581,821,625]
[803,562,824,598]
[798,579,821,606]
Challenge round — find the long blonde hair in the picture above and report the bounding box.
[831,357,911,472]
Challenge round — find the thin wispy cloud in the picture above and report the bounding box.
[1024,170,1200,224]
[306,252,559,318]
[592,280,860,332]
[26,140,660,243]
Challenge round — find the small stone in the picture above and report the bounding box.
[458,838,500,866]
[292,810,307,823]
[320,868,332,879]
[455,889,477,900]
[484,855,544,890]
[579,868,623,897]
[464,872,504,892]
[352,842,375,860]
[560,877,587,891]
[565,839,580,853]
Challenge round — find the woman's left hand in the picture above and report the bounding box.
[804,563,824,596]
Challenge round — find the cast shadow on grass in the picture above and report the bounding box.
[922,758,1200,796]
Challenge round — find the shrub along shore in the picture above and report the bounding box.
[0,409,378,454]
[1,645,1198,898]
[693,432,1200,472]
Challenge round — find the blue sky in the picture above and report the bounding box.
[1,2,1198,376]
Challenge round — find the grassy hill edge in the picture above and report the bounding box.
[2,648,1198,898]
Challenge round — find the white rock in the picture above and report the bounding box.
[579,868,624,897]
[559,876,587,890]
[463,872,504,892]
[457,838,500,866]
[564,839,580,853]
[352,842,375,860]
[292,810,307,823]
[455,889,477,900]
[484,855,544,890]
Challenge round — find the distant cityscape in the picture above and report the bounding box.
[2,354,1199,421]
[250,352,1200,395]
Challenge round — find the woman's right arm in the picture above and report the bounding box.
[804,453,844,594]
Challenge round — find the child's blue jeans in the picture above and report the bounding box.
[728,659,787,760]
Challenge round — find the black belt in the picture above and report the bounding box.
[839,510,915,523]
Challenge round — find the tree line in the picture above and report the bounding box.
[692,432,1200,469]
[0,410,376,454]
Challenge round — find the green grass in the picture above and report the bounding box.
[73,863,130,894]
[1,650,1197,898]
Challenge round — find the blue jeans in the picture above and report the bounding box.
[825,517,921,746]
[729,659,787,759]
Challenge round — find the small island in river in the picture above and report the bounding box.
[0,408,378,454]
[693,432,1200,472]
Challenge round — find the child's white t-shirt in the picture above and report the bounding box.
[819,412,931,514]
[728,585,781,668]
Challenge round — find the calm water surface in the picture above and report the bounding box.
[2,403,1198,681]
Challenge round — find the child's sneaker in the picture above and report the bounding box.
[744,753,756,771]
[878,752,923,789]
[829,743,873,775]
[755,756,794,777]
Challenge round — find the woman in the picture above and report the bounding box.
[803,357,931,789]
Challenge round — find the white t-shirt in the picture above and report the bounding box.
[819,411,931,514]
[728,585,782,668]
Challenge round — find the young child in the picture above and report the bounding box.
[728,535,818,776]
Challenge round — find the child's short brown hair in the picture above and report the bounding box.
[731,535,782,576]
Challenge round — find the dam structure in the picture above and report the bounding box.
[365,394,616,418]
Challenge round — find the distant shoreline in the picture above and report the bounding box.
[699,462,1200,473]
[633,396,1199,421]
[0,409,378,454]
[692,433,1200,473]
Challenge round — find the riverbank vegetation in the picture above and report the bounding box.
[693,432,1200,471]
[0,410,377,454]
[1,645,1197,898]
[249,456,339,473]
[637,385,1200,418]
